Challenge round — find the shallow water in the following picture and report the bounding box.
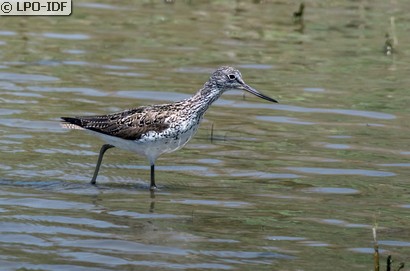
[1,1,410,270]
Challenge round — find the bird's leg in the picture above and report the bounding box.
[149,190,155,212]
[150,164,157,191]
[91,144,114,185]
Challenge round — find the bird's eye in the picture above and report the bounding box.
[228,74,236,80]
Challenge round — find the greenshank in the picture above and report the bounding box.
[61,66,278,190]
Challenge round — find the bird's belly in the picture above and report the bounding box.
[137,124,199,157]
[90,121,200,164]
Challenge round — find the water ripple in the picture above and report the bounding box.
[105,71,145,77]
[303,87,325,92]
[0,233,52,247]
[77,2,128,10]
[0,98,37,104]
[0,118,63,132]
[61,251,234,269]
[379,163,410,167]
[232,103,396,120]
[42,32,90,40]
[302,187,359,194]
[63,49,86,54]
[26,86,106,97]
[0,72,59,82]
[116,90,190,101]
[35,148,96,156]
[0,222,109,237]
[256,116,315,125]
[349,247,388,254]
[8,215,127,228]
[0,30,16,36]
[200,250,293,260]
[379,240,410,247]
[228,170,301,179]
[320,219,370,228]
[61,61,131,71]
[108,210,184,219]
[0,262,112,271]
[55,238,190,255]
[175,67,214,74]
[0,109,22,115]
[116,58,156,63]
[238,64,274,70]
[0,81,24,91]
[287,167,396,177]
[322,143,351,150]
[172,199,250,208]
[0,197,95,210]
[266,236,306,241]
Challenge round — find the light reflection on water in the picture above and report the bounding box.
[0,0,409,270]
[0,72,59,82]
[233,103,396,120]
[287,167,396,177]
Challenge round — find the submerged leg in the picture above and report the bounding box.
[91,144,114,185]
[150,164,157,191]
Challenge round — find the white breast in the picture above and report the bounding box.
[89,116,202,165]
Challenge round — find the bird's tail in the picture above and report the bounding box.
[60,117,86,130]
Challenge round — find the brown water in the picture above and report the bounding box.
[1,1,409,270]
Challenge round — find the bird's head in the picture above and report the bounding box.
[207,66,278,103]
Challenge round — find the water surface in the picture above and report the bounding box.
[0,1,409,270]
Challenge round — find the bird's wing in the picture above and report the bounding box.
[61,106,170,140]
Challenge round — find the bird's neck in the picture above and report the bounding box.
[190,81,223,112]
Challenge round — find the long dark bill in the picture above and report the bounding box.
[240,81,278,103]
